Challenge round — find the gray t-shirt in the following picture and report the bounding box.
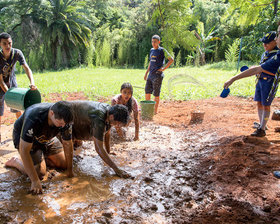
[71,101,111,141]
[0,48,26,87]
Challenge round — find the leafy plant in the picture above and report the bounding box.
[225,38,240,63]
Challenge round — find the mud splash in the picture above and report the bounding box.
[1,120,280,223]
[0,123,219,223]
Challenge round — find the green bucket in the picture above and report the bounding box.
[140,100,156,120]
[5,87,41,111]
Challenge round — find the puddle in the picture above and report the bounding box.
[0,123,219,223]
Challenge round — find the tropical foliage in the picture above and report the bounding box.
[0,0,279,71]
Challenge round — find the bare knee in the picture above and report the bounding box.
[46,152,67,169]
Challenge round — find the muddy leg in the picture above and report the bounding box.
[46,151,67,170]
[5,154,47,180]
[154,96,160,114]
[145,94,151,101]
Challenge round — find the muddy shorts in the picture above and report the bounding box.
[13,134,63,165]
[254,77,275,106]
[0,79,20,116]
[145,76,163,97]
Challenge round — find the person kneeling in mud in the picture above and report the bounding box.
[5,101,74,194]
[111,82,140,141]
[70,101,132,172]
[6,101,131,194]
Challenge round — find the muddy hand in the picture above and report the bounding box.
[224,79,233,89]
[115,169,133,179]
[30,180,43,194]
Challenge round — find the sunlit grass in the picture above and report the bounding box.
[15,61,263,103]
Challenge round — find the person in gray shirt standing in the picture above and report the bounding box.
[0,32,37,142]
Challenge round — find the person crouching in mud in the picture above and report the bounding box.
[5,101,131,194]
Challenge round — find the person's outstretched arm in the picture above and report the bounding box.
[22,63,36,90]
[104,131,111,154]
[134,111,139,140]
[19,139,42,194]
[62,139,74,177]
[93,137,131,178]
[224,65,263,89]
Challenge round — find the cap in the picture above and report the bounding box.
[259,31,276,44]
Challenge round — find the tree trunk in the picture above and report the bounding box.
[274,0,278,15]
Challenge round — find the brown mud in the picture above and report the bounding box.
[1,93,280,223]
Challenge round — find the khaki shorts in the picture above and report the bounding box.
[14,136,63,165]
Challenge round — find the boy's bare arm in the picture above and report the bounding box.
[0,74,8,92]
[224,65,263,89]
[144,62,151,80]
[134,111,139,140]
[93,137,131,178]
[104,131,111,153]
[62,139,74,177]
[159,56,174,72]
[19,139,42,194]
[22,63,36,90]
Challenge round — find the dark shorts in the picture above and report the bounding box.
[145,76,163,97]
[13,130,63,165]
[254,77,275,106]
[0,78,19,116]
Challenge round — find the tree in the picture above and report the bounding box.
[39,0,92,68]
[227,0,279,26]
[194,23,220,65]
[151,0,199,51]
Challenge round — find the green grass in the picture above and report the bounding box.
[15,62,262,103]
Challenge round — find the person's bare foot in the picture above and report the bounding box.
[5,157,26,174]
[5,157,20,167]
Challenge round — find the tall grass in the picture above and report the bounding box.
[15,62,264,103]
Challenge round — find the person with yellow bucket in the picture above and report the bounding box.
[0,32,36,142]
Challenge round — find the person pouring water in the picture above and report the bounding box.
[224,31,279,137]
[0,32,37,142]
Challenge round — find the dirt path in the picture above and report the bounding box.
[1,94,280,223]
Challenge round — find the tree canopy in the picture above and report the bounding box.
[0,0,279,71]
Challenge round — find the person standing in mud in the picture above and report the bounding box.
[0,32,37,142]
[111,82,139,141]
[224,31,279,138]
[144,35,174,114]
[6,101,131,194]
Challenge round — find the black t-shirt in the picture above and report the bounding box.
[70,101,111,141]
[14,103,72,145]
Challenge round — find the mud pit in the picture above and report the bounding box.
[1,94,280,223]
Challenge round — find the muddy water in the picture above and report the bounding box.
[0,123,218,223]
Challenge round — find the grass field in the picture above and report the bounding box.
[15,61,260,103]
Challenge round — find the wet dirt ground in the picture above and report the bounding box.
[1,93,280,223]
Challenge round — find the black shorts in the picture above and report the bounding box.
[145,76,163,97]
[13,130,63,165]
